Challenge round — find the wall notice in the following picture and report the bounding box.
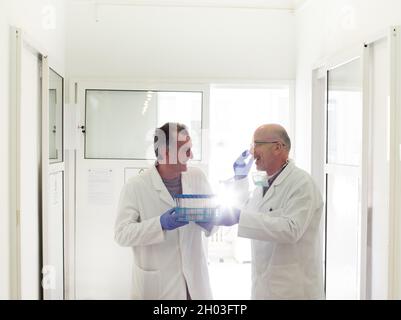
[88,169,113,206]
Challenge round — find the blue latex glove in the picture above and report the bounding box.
[215,208,240,226]
[196,221,215,233]
[160,208,188,231]
[233,150,254,180]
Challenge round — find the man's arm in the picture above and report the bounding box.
[114,183,165,247]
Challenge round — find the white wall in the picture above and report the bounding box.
[66,3,295,80]
[295,0,401,299]
[0,0,66,299]
[295,0,401,170]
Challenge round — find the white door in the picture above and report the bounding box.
[19,39,43,300]
[10,28,50,299]
[73,82,207,299]
[10,28,65,300]
[312,31,400,299]
[42,69,65,300]
[325,57,364,299]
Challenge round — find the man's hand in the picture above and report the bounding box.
[215,208,241,226]
[233,150,254,180]
[160,208,188,230]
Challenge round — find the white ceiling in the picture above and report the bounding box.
[71,0,308,10]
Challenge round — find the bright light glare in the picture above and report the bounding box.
[216,182,239,209]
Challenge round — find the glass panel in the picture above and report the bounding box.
[49,69,63,163]
[157,92,202,160]
[327,59,362,166]
[325,173,360,299]
[85,90,202,160]
[207,87,290,299]
[209,87,290,191]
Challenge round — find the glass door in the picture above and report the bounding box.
[325,58,363,299]
[42,68,65,300]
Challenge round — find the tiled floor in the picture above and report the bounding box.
[208,257,251,300]
[207,229,251,300]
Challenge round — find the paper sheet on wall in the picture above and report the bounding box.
[88,169,113,206]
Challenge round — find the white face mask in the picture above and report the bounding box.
[252,165,287,187]
[252,171,269,187]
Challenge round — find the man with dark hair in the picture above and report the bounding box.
[115,122,215,300]
[153,122,189,163]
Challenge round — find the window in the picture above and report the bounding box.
[49,68,63,163]
[84,90,202,160]
[209,86,291,191]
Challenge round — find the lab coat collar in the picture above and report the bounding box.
[269,159,295,187]
[258,159,295,204]
[149,165,176,207]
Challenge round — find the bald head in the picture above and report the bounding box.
[254,124,291,152]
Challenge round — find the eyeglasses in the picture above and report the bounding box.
[250,141,284,149]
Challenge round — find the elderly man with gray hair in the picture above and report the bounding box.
[215,124,324,300]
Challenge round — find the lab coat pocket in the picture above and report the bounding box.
[132,263,161,299]
[266,264,304,299]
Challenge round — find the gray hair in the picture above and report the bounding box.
[277,128,291,151]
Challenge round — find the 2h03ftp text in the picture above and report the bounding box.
[153,304,248,318]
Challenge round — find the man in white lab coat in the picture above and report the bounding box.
[217,124,324,300]
[115,122,214,300]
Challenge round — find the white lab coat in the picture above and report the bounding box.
[115,165,214,300]
[235,160,324,300]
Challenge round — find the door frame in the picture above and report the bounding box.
[387,26,401,300]
[10,27,49,299]
[312,43,367,299]
[45,67,66,300]
[69,79,211,298]
[311,26,401,299]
